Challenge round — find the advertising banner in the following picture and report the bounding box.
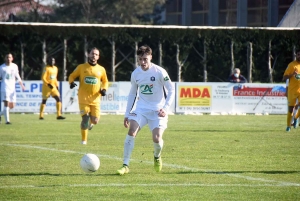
[61,81,131,113]
[176,82,287,114]
[1,81,287,115]
[5,81,57,113]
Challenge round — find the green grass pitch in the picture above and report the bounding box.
[0,113,299,200]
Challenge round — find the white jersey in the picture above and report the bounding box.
[0,63,21,93]
[125,63,175,117]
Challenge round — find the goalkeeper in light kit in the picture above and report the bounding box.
[39,57,65,120]
[68,47,108,145]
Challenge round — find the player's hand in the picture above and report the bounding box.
[100,89,106,96]
[292,70,298,76]
[70,82,77,89]
[47,84,53,89]
[158,108,166,117]
[124,117,129,128]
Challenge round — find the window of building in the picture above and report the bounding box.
[191,0,209,25]
[278,0,294,22]
[247,0,268,26]
[165,0,183,25]
[219,0,237,26]
[166,14,182,25]
[192,13,208,25]
[192,0,209,11]
[248,0,268,8]
[166,0,182,12]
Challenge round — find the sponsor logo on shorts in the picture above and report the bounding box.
[129,113,137,116]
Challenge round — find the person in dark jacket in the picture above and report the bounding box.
[228,68,247,83]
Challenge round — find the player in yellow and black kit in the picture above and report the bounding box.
[283,49,300,131]
[39,57,65,120]
[68,47,108,145]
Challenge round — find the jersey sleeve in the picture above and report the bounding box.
[68,66,80,83]
[55,67,59,87]
[41,67,49,84]
[284,63,293,76]
[100,67,109,90]
[14,65,22,82]
[161,70,175,111]
[125,72,138,117]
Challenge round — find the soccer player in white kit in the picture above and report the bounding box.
[117,45,175,175]
[0,53,25,124]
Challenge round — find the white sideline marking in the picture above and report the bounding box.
[1,183,299,189]
[1,143,300,188]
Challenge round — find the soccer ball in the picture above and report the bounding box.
[80,153,100,173]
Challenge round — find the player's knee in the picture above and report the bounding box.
[128,127,139,136]
[8,102,15,109]
[81,121,89,130]
[81,115,90,130]
[53,96,61,102]
[91,117,99,125]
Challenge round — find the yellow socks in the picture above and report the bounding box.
[40,104,45,118]
[81,129,88,142]
[287,111,292,126]
[56,102,62,117]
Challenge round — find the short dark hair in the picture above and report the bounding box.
[47,57,55,65]
[90,47,100,53]
[137,45,152,56]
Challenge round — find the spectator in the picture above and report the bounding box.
[228,68,247,83]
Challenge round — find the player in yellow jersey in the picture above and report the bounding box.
[39,57,65,120]
[283,49,300,131]
[68,47,108,145]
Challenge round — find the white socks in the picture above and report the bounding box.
[123,135,135,166]
[123,135,164,165]
[3,107,9,123]
[154,139,164,158]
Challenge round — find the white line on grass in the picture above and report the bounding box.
[1,143,300,188]
[1,183,299,189]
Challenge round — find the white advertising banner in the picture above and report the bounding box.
[175,82,287,114]
[61,81,131,113]
[1,81,287,114]
[5,81,57,113]
[61,81,80,113]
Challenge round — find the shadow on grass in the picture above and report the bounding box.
[0,173,117,177]
[176,170,299,174]
[170,129,271,133]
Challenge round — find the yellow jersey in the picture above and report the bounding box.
[41,65,59,87]
[68,62,108,105]
[284,60,300,94]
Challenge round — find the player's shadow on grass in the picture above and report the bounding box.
[0,173,117,177]
[176,170,299,174]
[171,129,270,133]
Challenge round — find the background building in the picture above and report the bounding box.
[164,0,295,27]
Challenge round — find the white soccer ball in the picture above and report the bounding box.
[80,153,100,173]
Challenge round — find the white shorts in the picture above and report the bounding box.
[1,91,16,102]
[128,108,168,131]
